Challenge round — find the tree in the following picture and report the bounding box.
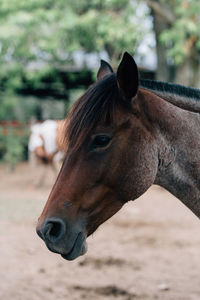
[62,0,145,67]
[146,0,200,87]
[0,0,146,71]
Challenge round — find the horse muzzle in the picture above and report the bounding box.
[36,217,88,260]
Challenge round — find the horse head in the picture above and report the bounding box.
[36,53,158,260]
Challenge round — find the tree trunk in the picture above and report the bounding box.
[105,43,121,69]
[147,1,200,88]
[175,51,200,88]
[152,10,171,82]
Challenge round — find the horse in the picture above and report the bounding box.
[29,119,65,187]
[36,52,200,260]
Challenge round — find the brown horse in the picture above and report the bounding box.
[36,52,200,260]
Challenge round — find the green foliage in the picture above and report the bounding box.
[0,126,29,171]
[0,0,147,115]
[0,0,144,71]
[58,0,143,67]
[0,93,69,122]
[0,94,38,121]
[160,0,200,65]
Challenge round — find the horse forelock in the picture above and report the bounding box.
[63,74,129,151]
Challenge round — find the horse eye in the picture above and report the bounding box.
[91,135,111,149]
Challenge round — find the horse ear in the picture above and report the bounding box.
[117,52,139,100]
[97,60,113,80]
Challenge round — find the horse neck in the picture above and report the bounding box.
[140,79,200,113]
[138,88,200,218]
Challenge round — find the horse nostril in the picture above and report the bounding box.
[42,219,66,242]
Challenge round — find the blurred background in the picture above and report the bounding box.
[1,0,200,168]
[1,0,200,169]
[0,1,200,300]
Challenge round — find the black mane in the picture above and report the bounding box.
[140,79,200,101]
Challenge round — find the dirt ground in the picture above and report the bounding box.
[0,162,200,300]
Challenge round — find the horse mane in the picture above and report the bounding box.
[140,79,200,100]
[140,78,200,113]
[64,74,129,151]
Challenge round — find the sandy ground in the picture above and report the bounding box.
[0,162,200,300]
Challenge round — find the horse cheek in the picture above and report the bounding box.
[117,139,158,202]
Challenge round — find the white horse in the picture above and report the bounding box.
[28,120,65,187]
